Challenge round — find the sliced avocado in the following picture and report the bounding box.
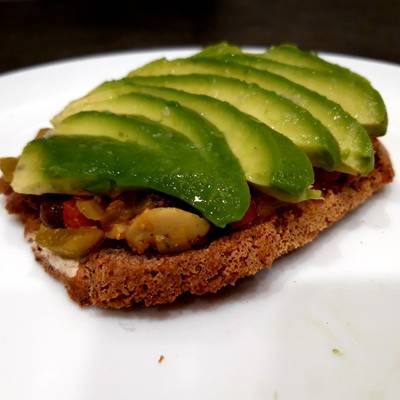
[55,75,340,171]
[12,129,250,228]
[263,44,352,73]
[53,80,317,202]
[56,111,251,216]
[53,92,244,172]
[202,52,387,136]
[194,42,350,73]
[129,57,374,175]
[54,102,250,214]
[56,111,175,151]
[263,44,388,136]
[126,75,340,171]
[192,42,242,58]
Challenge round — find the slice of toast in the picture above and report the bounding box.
[3,139,394,309]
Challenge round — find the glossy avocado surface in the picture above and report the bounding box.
[216,54,387,136]
[264,44,351,72]
[195,43,387,136]
[54,91,244,172]
[13,114,251,227]
[55,79,317,201]
[125,74,340,171]
[130,57,374,175]
[265,45,388,137]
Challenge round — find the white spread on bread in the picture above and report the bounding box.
[35,244,79,278]
[27,232,79,278]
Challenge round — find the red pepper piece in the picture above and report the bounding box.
[63,198,93,228]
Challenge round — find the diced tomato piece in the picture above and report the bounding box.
[230,199,257,230]
[63,198,93,228]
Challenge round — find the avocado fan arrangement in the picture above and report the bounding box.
[9,43,387,232]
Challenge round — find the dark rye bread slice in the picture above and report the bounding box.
[3,139,394,309]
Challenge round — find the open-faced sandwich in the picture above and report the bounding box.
[0,43,394,309]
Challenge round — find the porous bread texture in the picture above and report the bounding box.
[24,140,394,309]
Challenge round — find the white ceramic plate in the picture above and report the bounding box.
[0,49,399,400]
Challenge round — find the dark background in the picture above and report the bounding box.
[0,0,399,74]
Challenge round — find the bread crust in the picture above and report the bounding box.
[9,139,396,308]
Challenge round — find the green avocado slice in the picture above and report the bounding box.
[53,80,317,202]
[53,92,243,172]
[128,57,374,176]
[194,43,387,136]
[54,75,340,171]
[12,114,251,227]
[263,44,355,73]
[259,44,388,118]
[263,44,388,136]
[124,75,340,171]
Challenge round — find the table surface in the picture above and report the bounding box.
[0,0,399,74]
